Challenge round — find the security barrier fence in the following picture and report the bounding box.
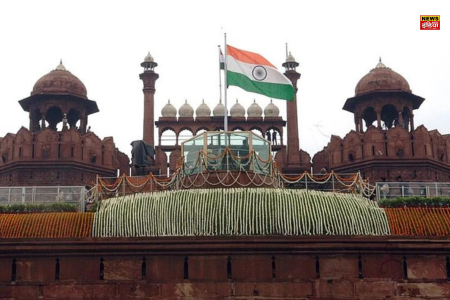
[376,181,450,201]
[2,181,448,212]
[0,186,88,212]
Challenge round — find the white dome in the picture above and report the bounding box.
[56,60,66,71]
[264,100,279,117]
[247,99,262,117]
[230,99,245,117]
[213,100,225,117]
[161,100,177,117]
[286,51,296,63]
[196,100,211,117]
[179,100,194,117]
[144,51,154,63]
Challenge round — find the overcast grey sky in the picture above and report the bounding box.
[0,0,448,159]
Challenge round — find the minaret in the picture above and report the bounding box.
[139,52,159,146]
[282,52,302,170]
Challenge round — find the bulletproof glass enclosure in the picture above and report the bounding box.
[181,131,272,175]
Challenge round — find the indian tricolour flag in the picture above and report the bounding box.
[226,45,295,101]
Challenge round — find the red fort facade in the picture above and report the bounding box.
[0,62,129,186]
[2,55,449,185]
[1,53,450,300]
[313,59,450,183]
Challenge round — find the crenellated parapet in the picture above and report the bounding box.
[0,127,128,186]
[313,124,450,182]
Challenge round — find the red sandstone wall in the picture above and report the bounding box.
[1,255,449,299]
[0,237,449,299]
[312,125,450,182]
[0,128,129,186]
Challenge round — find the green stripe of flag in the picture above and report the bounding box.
[227,71,295,101]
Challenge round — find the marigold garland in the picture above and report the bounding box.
[385,207,450,236]
[0,213,94,238]
[95,148,376,198]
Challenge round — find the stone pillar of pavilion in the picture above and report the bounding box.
[282,52,303,173]
[139,52,159,146]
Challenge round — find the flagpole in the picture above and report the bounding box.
[218,45,223,105]
[223,35,230,189]
[223,33,228,133]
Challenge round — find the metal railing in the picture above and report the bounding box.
[281,172,362,192]
[97,174,167,200]
[0,186,87,212]
[376,181,450,201]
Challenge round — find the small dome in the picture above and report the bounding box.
[213,100,225,117]
[32,62,87,98]
[141,51,158,69]
[179,100,194,117]
[264,100,279,117]
[196,100,211,117]
[355,59,411,96]
[247,99,262,117]
[55,60,66,71]
[230,99,245,117]
[375,58,386,69]
[144,52,154,63]
[286,52,296,62]
[161,100,177,117]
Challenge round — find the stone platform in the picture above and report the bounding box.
[1,236,449,299]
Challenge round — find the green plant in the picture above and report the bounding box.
[378,196,450,208]
[0,202,78,213]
